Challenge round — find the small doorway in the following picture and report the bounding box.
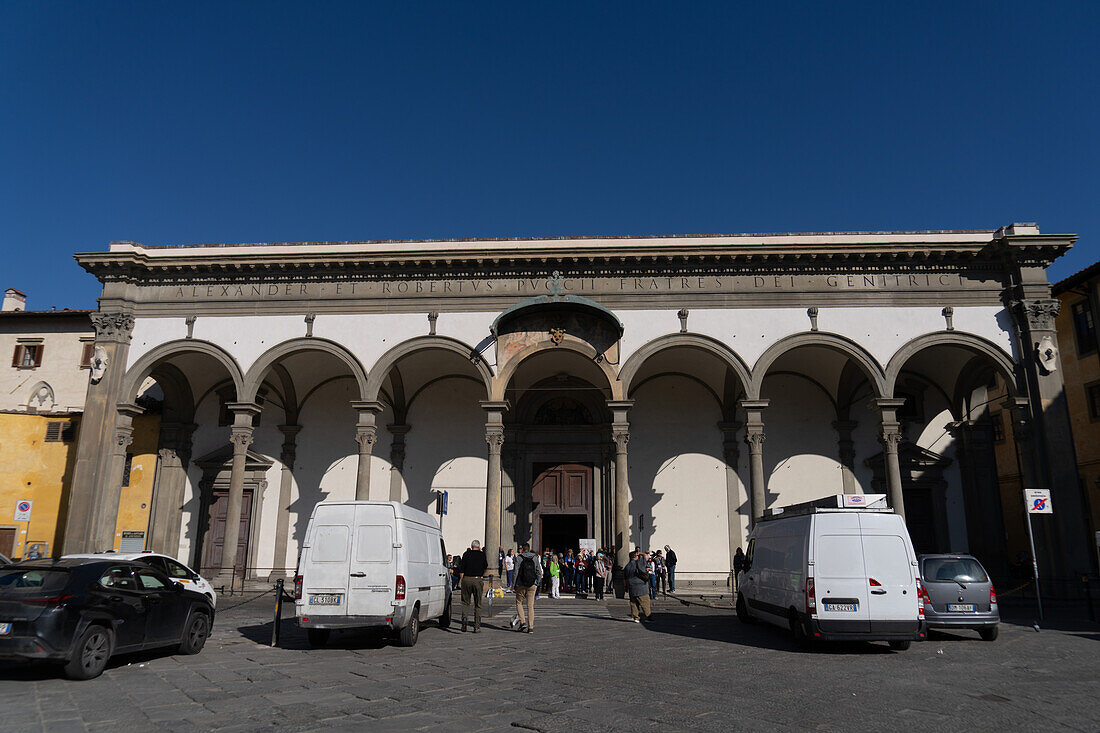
[201,490,253,575]
[0,527,15,558]
[540,514,588,555]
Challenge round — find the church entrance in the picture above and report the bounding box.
[532,463,593,552]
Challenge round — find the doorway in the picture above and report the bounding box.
[201,490,253,575]
[540,514,588,555]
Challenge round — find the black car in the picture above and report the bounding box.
[0,558,214,679]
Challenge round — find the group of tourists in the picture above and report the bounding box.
[449,539,680,634]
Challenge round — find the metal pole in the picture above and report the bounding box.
[1024,511,1043,622]
[271,579,283,647]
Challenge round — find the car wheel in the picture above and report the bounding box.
[438,597,452,629]
[64,625,114,680]
[789,611,811,648]
[736,594,754,624]
[178,612,210,655]
[307,628,331,647]
[978,626,999,642]
[398,607,420,647]
[888,640,911,651]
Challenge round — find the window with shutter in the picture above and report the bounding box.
[14,344,42,368]
[61,422,76,442]
[45,421,63,442]
[80,342,95,367]
[11,345,21,367]
[122,454,133,487]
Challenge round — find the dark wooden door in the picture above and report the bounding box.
[532,464,592,550]
[203,490,252,574]
[0,528,15,557]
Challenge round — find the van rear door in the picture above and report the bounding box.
[301,504,353,618]
[812,514,871,632]
[859,514,919,630]
[347,503,398,618]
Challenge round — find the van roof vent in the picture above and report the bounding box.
[762,494,890,521]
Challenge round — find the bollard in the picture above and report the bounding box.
[271,578,284,647]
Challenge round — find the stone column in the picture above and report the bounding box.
[217,402,260,585]
[832,420,859,494]
[740,400,769,524]
[387,424,410,502]
[89,403,143,551]
[719,421,745,570]
[62,311,135,554]
[351,401,383,501]
[607,400,633,572]
[875,398,907,518]
[268,424,300,581]
[481,401,508,582]
[147,421,196,555]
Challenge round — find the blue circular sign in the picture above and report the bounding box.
[17,501,30,512]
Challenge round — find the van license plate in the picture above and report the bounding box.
[947,604,975,612]
[824,603,856,612]
[309,594,342,606]
[0,623,10,635]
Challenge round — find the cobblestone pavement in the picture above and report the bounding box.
[1,594,1097,732]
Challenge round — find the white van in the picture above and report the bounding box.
[735,495,927,649]
[294,501,452,647]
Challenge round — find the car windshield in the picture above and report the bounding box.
[0,568,70,595]
[923,558,988,583]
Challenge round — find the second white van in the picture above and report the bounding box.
[736,495,927,649]
[294,501,452,647]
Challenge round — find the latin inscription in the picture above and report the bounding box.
[160,273,976,302]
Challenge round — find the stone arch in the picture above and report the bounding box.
[491,338,621,402]
[365,335,493,403]
[884,331,1018,399]
[26,381,55,411]
[242,337,369,403]
[749,331,887,400]
[121,339,245,405]
[618,332,752,398]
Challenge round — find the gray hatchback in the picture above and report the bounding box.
[918,554,999,640]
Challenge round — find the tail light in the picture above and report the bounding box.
[916,578,930,618]
[989,585,997,606]
[23,595,72,606]
[293,575,303,600]
[395,575,406,600]
[869,578,882,587]
[805,576,816,615]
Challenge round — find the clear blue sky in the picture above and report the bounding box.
[2,2,1097,310]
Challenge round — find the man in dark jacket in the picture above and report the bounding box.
[459,540,488,633]
[664,545,678,593]
[626,549,653,622]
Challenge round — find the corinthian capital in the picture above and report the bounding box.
[91,311,136,343]
[1012,298,1060,333]
[229,429,253,450]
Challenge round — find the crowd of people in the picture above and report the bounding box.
[445,540,682,634]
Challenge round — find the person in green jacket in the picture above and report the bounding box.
[549,554,561,598]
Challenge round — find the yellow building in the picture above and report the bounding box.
[0,412,80,559]
[110,413,162,552]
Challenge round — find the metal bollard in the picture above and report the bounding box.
[271,578,284,647]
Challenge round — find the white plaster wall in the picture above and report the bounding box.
[761,374,848,508]
[0,321,95,412]
[127,318,189,369]
[628,375,731,575]
[402,378,487,557]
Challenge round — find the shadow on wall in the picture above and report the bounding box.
[628,376,726,555]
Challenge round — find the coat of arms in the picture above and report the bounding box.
[549,327,566,345]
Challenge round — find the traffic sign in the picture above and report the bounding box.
[1025,489,1053,514]
[14,500,32,521]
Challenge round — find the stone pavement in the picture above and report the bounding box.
[1,594,1097,732]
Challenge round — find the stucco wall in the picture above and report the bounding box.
[0,316,93,413]
[110,413,161,551]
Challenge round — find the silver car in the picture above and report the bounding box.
[918,554,999,640]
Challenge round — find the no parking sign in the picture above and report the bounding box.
[14,500,32,521]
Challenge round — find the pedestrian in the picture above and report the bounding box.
[626,549,653,622]
[664,545,677,593]
[513,542,543,633]
[498,545,505,579]
[562,548,575,592]
[448,554,461,591]
[550,553,561,598]
[458,539,488,633]
[733,546,746,592]
[575,550,587,594]
[541,550,552,594]
[647,552,658,600]
[592,551,608,601]
[654,550,667,596]
[504,549,516,590]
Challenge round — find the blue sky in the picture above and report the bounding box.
[2,2,1097,310]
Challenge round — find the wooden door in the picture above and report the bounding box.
[0,528,14,558]
[202,490,253,574]
[532,464,592,549]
